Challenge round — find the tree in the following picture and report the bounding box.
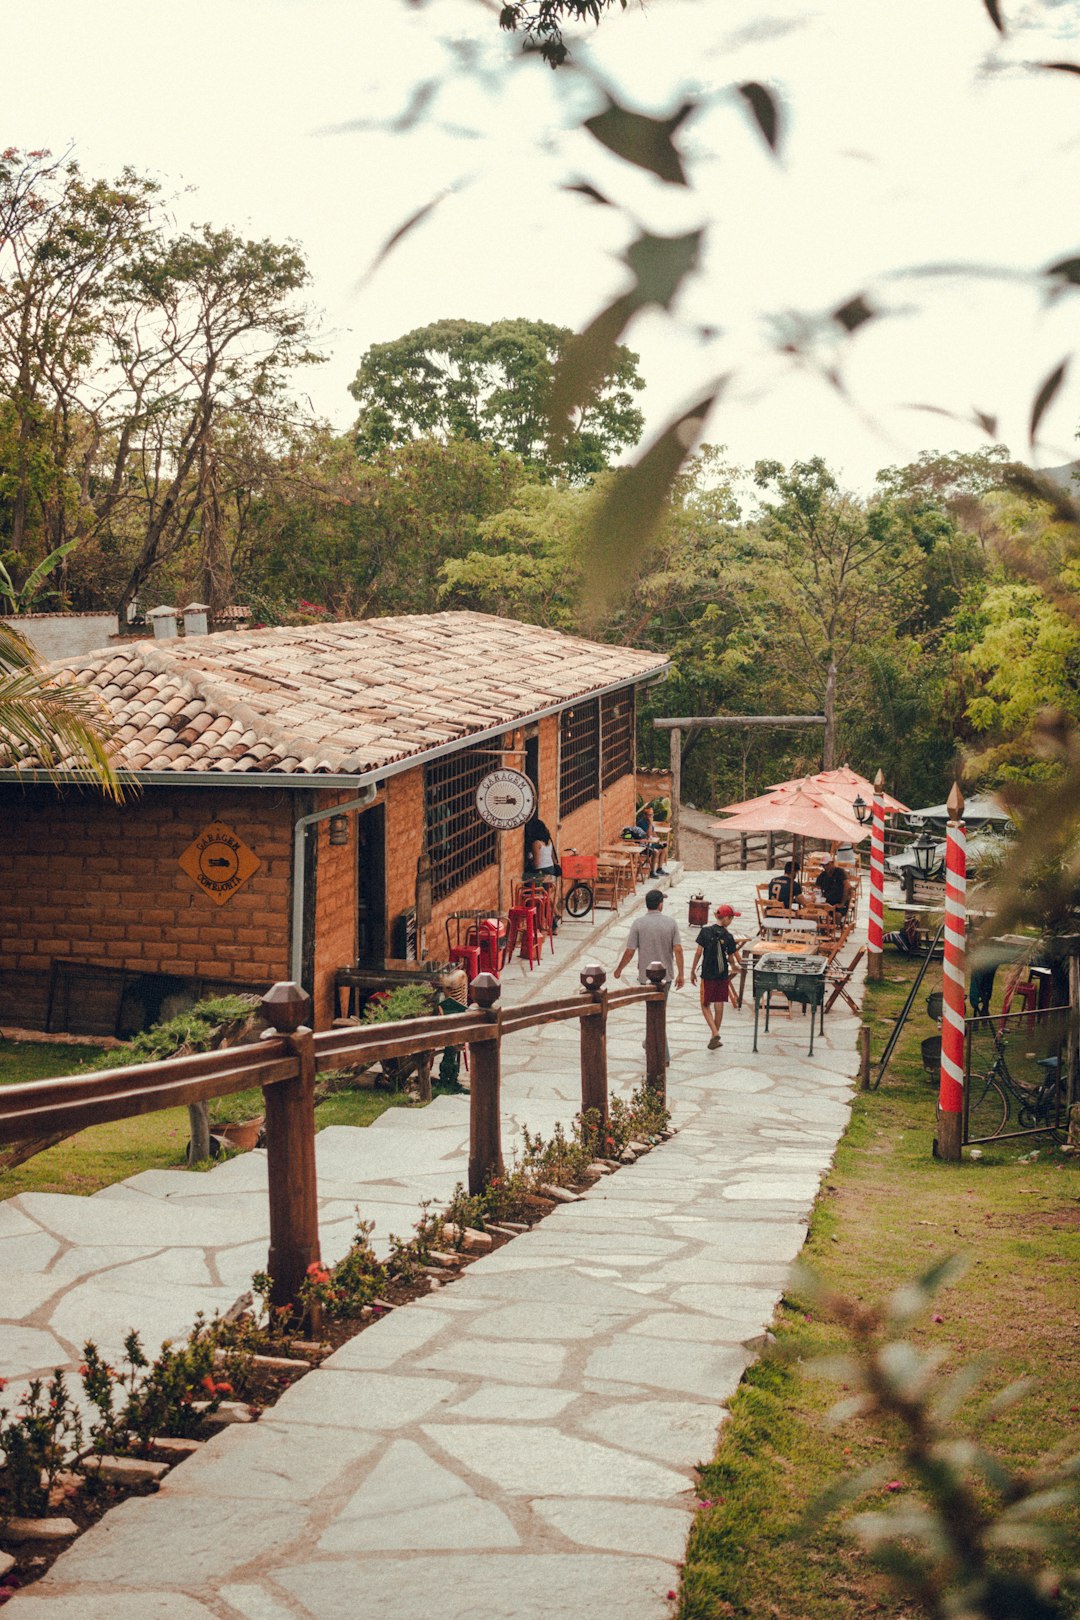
[110,225,321,619]
[246,432,533,619]
[0,151,322,618]
[748,458,924,771]
[497,1,628,67]
[0,622,122,799]
[0,150,159,574]
[348,317,644,483]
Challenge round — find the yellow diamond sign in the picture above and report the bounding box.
[179,822,260,906]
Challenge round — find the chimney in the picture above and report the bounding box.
[147,605,179,641]
[182,602,211,637]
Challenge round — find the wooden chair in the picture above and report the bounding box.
[825,947,865,1013]
[593,860,622,911]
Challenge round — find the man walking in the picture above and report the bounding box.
[614,888,684,990]
[690,902,743,1050]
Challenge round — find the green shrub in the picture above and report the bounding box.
[95,994,262,1069]
[360,985,434,1024]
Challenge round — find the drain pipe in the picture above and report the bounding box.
[290,787,378,986]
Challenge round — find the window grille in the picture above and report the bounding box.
[601,687,635,789]
[560,700,600,817]
[425,750,497,902]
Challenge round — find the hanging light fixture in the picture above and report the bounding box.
[328,814,349,846]
[911,828,939,875]
[852,794,870,825]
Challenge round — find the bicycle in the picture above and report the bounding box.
[966,1025,1062,1139]
[559,850,596,920]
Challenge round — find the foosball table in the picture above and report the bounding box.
[751,952,829,1056]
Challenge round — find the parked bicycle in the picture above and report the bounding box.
[559,850,596,919]
[966,1025,1063,1139]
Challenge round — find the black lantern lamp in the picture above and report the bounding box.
[911,828,938,876]
[328,814,349,846]
[852,794,870,825]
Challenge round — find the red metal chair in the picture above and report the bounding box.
[506,904,541,967]
[1002,975,1038,1030]
[471,916,507,976]
[448,944,481,990]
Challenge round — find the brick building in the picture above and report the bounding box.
[0,613,666,1031]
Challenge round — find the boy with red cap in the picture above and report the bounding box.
[690,903,743,1049]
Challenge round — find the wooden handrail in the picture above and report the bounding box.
[0,966,669,1314]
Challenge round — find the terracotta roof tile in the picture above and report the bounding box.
[3,611,667,782]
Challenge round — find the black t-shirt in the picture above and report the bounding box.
[696,923,736,980]
[818,866,847,906]
[768,876,803,905]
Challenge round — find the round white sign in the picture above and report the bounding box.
[475,768,536,831]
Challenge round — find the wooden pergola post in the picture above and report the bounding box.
[668,726,681,863]
[654,715,827,870]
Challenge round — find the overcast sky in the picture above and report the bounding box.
[8,0,1080,489]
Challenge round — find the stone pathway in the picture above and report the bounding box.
[4,871,866,1619]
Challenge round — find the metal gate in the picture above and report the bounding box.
[963,1006,1071,1145]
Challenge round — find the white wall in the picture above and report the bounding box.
[2,613,117,663]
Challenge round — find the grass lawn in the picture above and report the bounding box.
[679,934,1080,1620]
[0,1038,458,1200]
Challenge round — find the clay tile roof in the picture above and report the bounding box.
[1,611,667,782]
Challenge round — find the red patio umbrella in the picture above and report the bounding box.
[711,785,866,845]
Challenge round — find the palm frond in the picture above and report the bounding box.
[0,625,127,802]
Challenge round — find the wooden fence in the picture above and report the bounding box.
[0,966,668,1311]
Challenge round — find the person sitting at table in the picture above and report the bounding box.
[767,859,802,908]
[816,856,851,917]
[885,915,920,955]
[634,803,668,877]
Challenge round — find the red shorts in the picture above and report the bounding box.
[701,977,730,1005]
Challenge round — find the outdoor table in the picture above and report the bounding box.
[751,951,828,1056]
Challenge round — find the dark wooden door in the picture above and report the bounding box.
[356,804,386,965]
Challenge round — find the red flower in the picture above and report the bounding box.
[200,1375,217,1395]
[215,1381,233,1396]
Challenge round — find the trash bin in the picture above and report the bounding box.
[688,893,709,927]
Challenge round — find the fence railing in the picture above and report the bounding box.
[962,1004,1071,1146]
[0,965,668,1310]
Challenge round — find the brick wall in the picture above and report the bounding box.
[0,785,295,1027]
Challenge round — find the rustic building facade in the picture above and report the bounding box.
[0,613,666,1030]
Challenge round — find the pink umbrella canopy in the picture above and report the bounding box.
[711,784,866,844]
[769,767,909,816]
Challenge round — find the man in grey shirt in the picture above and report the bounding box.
[614,889,685,988]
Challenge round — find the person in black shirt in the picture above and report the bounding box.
[690,903,743,1049]
[767,860,802,908]
[816,858,851,915]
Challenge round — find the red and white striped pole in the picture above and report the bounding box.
[866,767,885,981]
[938,782,966,1162]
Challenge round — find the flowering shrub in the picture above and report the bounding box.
[81,1326,226,1454]
[0,1372,82,1517]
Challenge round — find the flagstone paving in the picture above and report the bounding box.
[3,871,866,1618]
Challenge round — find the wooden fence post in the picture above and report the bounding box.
[468,972,503,1195]
[579,964,609,1132]
[260,982,322,1319]
[644,961,668,1103]
[858,1024,872,1090]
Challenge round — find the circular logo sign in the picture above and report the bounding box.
[475,768,536,831]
